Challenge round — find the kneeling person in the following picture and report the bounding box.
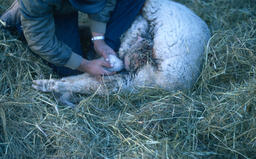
[0,0,145,77]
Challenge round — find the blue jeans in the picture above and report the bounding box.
[25,0,145,77]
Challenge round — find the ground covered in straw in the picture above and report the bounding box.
[0,0,256,158]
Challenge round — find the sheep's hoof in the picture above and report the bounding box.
[33,80,76,108]
[104,54,124,72]
[54,92,76,108]
[32,79,56,92]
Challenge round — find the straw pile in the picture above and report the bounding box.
[0,0,255,158]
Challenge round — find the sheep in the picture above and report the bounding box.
[32,0,211,106]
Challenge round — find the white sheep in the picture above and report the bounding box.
[32,0,211,105]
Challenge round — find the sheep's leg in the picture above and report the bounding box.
[32,74,101,94]
[33,79,81,107]
[32,73,131,95]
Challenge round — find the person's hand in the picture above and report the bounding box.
[77,58,115,76]
[91,32,117,59]
[93,39,116,59]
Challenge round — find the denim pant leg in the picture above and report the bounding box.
[52,12,83,77]
[104,0,146,51]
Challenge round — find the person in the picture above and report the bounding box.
[0,0,145,77]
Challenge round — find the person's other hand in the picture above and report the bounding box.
[93,39,116,59]
[77,58,115,76]
[91,32,116,60]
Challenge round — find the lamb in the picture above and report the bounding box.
[32,0,211,105]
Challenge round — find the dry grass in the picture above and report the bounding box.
[0,0,256,158]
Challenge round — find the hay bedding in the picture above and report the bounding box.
[0,0,256,158]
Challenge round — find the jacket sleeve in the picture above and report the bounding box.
[19,0,83,70]
[88,0,116,34]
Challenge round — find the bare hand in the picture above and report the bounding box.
[77,58,115,76]
[91,32,116,59]
[93,40,116,59]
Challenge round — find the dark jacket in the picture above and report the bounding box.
[19,0,116,69]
